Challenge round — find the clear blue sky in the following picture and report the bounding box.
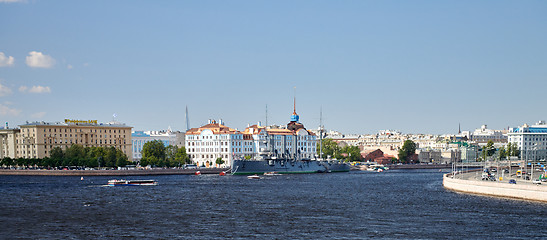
[1,0,546,134]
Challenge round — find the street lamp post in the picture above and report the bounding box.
[531,144,537,181]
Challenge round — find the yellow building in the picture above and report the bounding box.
[0,120,132,161]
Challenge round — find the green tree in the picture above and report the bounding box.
[485,140,496,156]
[165,145,176,159]
[139,158,149,167]
[15,158,26,167]
[86,147,105,168]
[215,157,225,167]
[174,146,189,166]
[341,146,362,162]
[115,149,128,167]
[65,144,85,166]
[41,157,55,168]
[479,147,487,161]
[165,145,178,167]
[318,139,341,159]
[498,146,507,160]
[142,140,166,167]
[398,140,417,163]
[507,142,520,158]
[105,147,117,167]
[50,146,64,160]
[1,157,14,167]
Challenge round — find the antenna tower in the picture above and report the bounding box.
[185,106,190,131]
[320,106,323,159]
[293,87,297,114]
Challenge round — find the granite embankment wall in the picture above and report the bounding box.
[443,173,547,202]
[388,164,451,169]
[0,168,228,176]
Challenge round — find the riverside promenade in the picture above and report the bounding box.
[443,170,547,202]
[0,168,229,176]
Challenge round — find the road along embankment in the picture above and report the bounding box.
[443,173,547,202]
[388,164,451,169]
[0,168,228,176]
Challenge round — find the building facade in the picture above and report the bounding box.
[185,119,240,168]
[508,121,547,161]
[467,125,507,145]
[131,128,184,160]
[0,119,132,161]
[185,109,317,168]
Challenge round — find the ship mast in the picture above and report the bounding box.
[185,105,190,131]
[293,87,297,115]
[319,106,323,160]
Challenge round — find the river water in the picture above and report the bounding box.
[1,169,546,239]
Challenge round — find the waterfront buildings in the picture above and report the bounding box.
[460,124,507,145]
[131,128,185,160]
[0,119,132,160]
[185,109,317,168]
[508,121,547,161]
[318,123,510,163]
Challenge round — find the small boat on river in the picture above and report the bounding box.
[107,179,158,186]
[247,175,260,179]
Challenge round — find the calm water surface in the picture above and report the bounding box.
[1,169,546,239]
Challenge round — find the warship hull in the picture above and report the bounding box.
[231,159,350,175]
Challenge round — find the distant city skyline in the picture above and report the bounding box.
[1,1,546,134]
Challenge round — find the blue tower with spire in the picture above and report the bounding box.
[291,94,299,122]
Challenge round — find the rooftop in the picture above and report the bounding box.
[19,120,130,128]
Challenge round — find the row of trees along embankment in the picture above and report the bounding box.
[0,140,192,169]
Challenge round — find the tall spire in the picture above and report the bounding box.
[458,123,461,134]
[185,106,190,131]
[290,87,299,122]
[293,86,297,115]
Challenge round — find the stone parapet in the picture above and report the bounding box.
[443,173,547,202]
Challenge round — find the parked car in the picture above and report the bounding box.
[532,179,542,184]
[184,164,198,169]
[509,179,517,184]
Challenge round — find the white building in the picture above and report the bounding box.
[185,109,317,168]
[467,125,507,145]
[508,121,547,161]
[185,119,240,168]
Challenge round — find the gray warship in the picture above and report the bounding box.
[231,153,350,175]
[231,105,350,175]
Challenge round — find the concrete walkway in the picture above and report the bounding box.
[444,170,547,202]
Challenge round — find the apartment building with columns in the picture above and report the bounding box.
[0,119,132,161]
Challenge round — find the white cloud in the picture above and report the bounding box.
[0,0,26,3]
[26,51,55,68]
[29,86,51,93]
[0,52,15,67]
[19,85,51,94]
[0,82,12,97]
[67,64,73,69]
[0,103,21,116]
[31,111,46,118]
